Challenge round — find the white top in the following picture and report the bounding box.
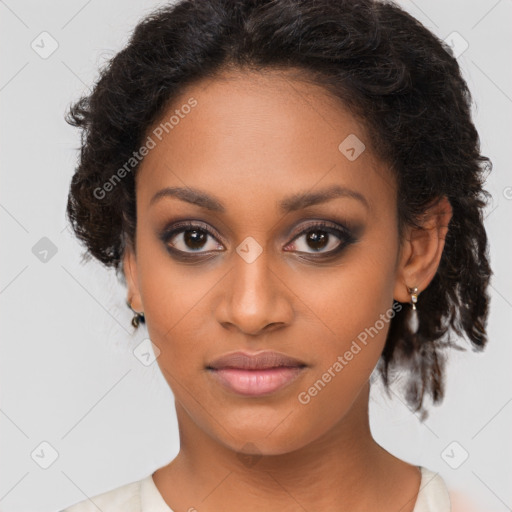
[60,466,451,512]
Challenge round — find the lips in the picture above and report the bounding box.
[206,350,306,371]
[206,351,307,396]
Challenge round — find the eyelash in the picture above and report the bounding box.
[159,220,357,262]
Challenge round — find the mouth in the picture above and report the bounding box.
[206,350,307,396]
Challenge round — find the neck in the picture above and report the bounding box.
[153,383,420,512]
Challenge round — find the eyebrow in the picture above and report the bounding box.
[149,184,369,213]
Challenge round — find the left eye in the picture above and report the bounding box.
[285,224,347,254]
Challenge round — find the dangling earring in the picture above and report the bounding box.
[407,286,419,333]
[126,299,145,328]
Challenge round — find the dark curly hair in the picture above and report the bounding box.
[65,0,492,416]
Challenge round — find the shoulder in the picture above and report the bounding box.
[59,477,144,512]
[413,467,451,512]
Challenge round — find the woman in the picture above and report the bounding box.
[60,0,492,510]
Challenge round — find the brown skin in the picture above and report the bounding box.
[123,69,452,512]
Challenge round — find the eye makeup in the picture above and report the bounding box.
[157,216,363,264]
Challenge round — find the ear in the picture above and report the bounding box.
[393,196,453,303]
[123,243,143,312]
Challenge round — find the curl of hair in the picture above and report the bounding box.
[65,0,492,416]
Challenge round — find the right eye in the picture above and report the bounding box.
[160,221,225,255]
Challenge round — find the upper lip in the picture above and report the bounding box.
[206,350,307,370]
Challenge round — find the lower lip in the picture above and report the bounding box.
[207,367,305,396]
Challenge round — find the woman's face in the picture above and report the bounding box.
[125,70,406,455]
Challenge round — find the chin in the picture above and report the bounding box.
[212,411,332,458]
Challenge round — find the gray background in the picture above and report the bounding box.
[0,0,511,510]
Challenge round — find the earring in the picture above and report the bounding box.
[407,286,419,333]
[126,299,145,329]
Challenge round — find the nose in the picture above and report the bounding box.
[216,246,294,336]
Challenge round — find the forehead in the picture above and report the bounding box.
[136,69,394,214]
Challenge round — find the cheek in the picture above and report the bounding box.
[294,270,395,401]
[135,224,202,322]
[288,237,399,404]
[135,232,209,366]
[294,233,399,349]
